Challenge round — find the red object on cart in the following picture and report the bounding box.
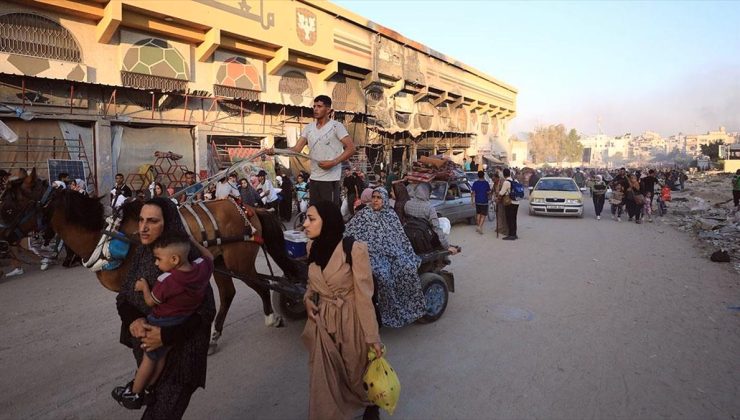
[661,185,671,202]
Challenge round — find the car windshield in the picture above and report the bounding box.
[430,181,448,200]
[535,179,579,192]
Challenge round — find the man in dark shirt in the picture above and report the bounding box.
[611,167,629,192]
[111,173,133,209]
[640,169,659,201]
[342,167,359,215]
[179,171,203,203]
[471,170,492,234]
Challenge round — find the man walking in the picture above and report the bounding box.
[498,168,519,240]
[471,170,491,234]
[281,95,355,207]
[733,169,740,207]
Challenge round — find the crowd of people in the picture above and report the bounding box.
[6,90,718,420]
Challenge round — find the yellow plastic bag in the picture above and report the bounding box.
[363,346,400,415]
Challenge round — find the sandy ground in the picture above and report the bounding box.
[0,200,738,420]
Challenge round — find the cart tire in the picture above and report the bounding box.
[278,294,307,320]
[293,212,307,230]
[417,272,449,324]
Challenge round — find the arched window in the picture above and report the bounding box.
[0,13,81,62]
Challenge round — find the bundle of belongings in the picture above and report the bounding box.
[405,156,465,183]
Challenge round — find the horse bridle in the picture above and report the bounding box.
[0,183,55,245]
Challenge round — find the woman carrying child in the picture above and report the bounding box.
[113,197,216,419]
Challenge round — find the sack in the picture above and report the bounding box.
[438,217,451,236]
[502,194,512,206]
[509,179,525,200]
[403,216,441,254]
[710,250,730,262]
[363,346,400,415]
[633,193,645,206]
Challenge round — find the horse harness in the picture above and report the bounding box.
[0,184,54,245]
[178,198,260,248]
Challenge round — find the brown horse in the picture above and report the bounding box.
[0,170,303,352]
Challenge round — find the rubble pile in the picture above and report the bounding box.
[660,172,740,271]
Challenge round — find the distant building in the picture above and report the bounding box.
[685,127,734,156]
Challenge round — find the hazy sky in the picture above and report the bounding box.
[333,0,740,137]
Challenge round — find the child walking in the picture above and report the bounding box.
[115,232,213,409]
[610,184,625,221]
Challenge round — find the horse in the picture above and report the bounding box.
[0,169,303,351]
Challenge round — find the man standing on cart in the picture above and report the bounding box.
[269,95,355,208]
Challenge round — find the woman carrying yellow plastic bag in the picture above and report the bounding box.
[364,346,401,415]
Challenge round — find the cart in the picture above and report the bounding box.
[217,247,456,325]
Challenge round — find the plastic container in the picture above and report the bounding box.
[283,229,308,258]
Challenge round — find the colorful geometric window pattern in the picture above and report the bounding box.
[122,38,188,80]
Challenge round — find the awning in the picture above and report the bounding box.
[483,155,505,164]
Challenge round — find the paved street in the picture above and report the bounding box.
[1,201,739,420]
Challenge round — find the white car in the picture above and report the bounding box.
[529,177,584,217]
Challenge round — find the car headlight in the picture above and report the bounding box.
[531,198,545,204]
[565,199,582,204]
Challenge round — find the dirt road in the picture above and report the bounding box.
[1,200,738,419]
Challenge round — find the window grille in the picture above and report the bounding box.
[213,85,259,101]
[121,71,187,92]
[0,13,81,62]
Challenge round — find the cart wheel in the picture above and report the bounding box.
[293,212,307,230]
[278,294,307,320]
[417,272,449,324]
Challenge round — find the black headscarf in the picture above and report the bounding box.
[117,197,197,315]
[306,200,345,270]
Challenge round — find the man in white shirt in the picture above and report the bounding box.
[256,170,279,211]
[276,95,355,207]
[215,172,240,199]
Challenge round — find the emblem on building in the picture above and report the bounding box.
[296,8,317,46]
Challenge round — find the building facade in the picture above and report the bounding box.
[0,0,517,193]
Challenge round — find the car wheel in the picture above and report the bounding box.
[467,216,476,225]
[416,272,449,324]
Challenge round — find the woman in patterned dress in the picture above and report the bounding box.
[345,187,426,328]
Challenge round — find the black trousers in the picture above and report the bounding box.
[592,194,605,216]
[504,203,518,237]
[309,180,341,207]
[734,190,740,207]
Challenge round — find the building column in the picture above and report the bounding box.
[193,125,208,177]
[94,118,113,196]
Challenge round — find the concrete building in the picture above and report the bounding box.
[508,138,528,168]
[580,133,630,168]
[685,127,734,157]
[0,0,517,194]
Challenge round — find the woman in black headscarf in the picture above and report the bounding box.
[301,201,383,420]
[113,197,216,419]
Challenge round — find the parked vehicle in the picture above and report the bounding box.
[464,171,492,186]
[529,177,584,217]
[429,178,476,224]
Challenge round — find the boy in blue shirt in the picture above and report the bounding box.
[471,170,492,234]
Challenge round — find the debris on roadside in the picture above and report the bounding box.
[659,172,739,270]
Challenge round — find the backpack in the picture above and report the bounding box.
[403,216,442,254]
[509,179,525,200]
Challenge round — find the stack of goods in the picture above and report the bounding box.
[406,156,465,183]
